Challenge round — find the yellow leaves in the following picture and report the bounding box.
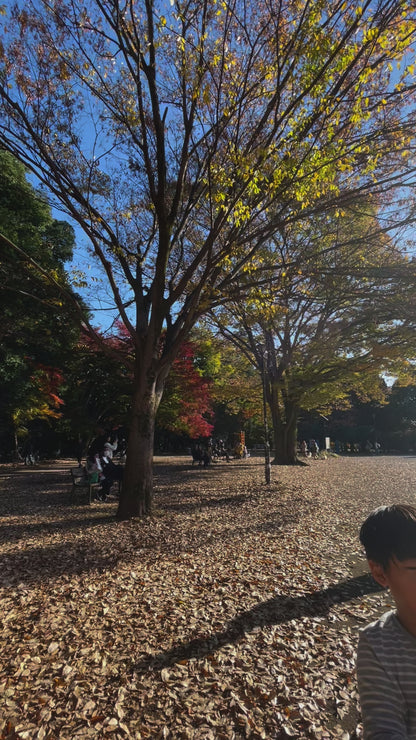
[363,26,378,43]
[48,269,61,282]
[247,179,260,197]
[58,61,71,81]
[229,201,251,227]
[337,160,353,174]
[202,85,210,105]
[219,254,232,268]
[245,295,285,323]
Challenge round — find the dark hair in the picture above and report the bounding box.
[360,504,416,569]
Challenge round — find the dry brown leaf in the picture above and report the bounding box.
[0,455,400,738]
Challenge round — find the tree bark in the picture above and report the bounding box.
[13,428,20,463]
[271,398,299,465]
[117,371,162,519]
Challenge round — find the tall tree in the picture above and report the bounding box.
[0,150,78,457]
[1,1,416,515]
[0,150,75,344]
[212,205,416,463]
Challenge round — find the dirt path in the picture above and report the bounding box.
[0,455,414,739]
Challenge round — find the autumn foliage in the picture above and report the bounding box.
[158,341,214,439]
[64,327,215,441]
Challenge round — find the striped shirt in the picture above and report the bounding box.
[357,610,416,739]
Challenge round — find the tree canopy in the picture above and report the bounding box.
[59,325,217,453]
[0,150,79,455]
[211,202,416,463]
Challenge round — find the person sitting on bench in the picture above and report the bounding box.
[100,450,124,499]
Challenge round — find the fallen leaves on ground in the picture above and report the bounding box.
[0,455,408,739]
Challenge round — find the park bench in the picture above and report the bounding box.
[70,466,100,504]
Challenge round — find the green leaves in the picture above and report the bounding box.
[0,151,79,450]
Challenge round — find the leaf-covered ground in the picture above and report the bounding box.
[1,454,413,740]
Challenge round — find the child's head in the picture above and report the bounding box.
[360,505,416,628]
[360,504,416,570]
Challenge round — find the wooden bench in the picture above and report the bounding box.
[70,466,101,504]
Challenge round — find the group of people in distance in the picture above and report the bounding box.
[86,433,124,501]
[300,439,319,458]
[191,438,249,466]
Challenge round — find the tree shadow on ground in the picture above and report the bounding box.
[0,513,118,545]
[0,500,303,582]
[154,460,259,477]
[0,527,125,586]
[0,467,79,515]
[162,493,314,539]
[133,574,385,672]
[0,482,117,517]
[0,464,122,518]
[162,492,254,514]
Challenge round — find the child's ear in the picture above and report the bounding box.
[368,559,389,588]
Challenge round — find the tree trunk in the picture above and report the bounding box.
[13,428,20,463]
[271,399,299,465]
[117,373,161,520]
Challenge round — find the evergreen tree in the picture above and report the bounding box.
[0,151,78,457]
